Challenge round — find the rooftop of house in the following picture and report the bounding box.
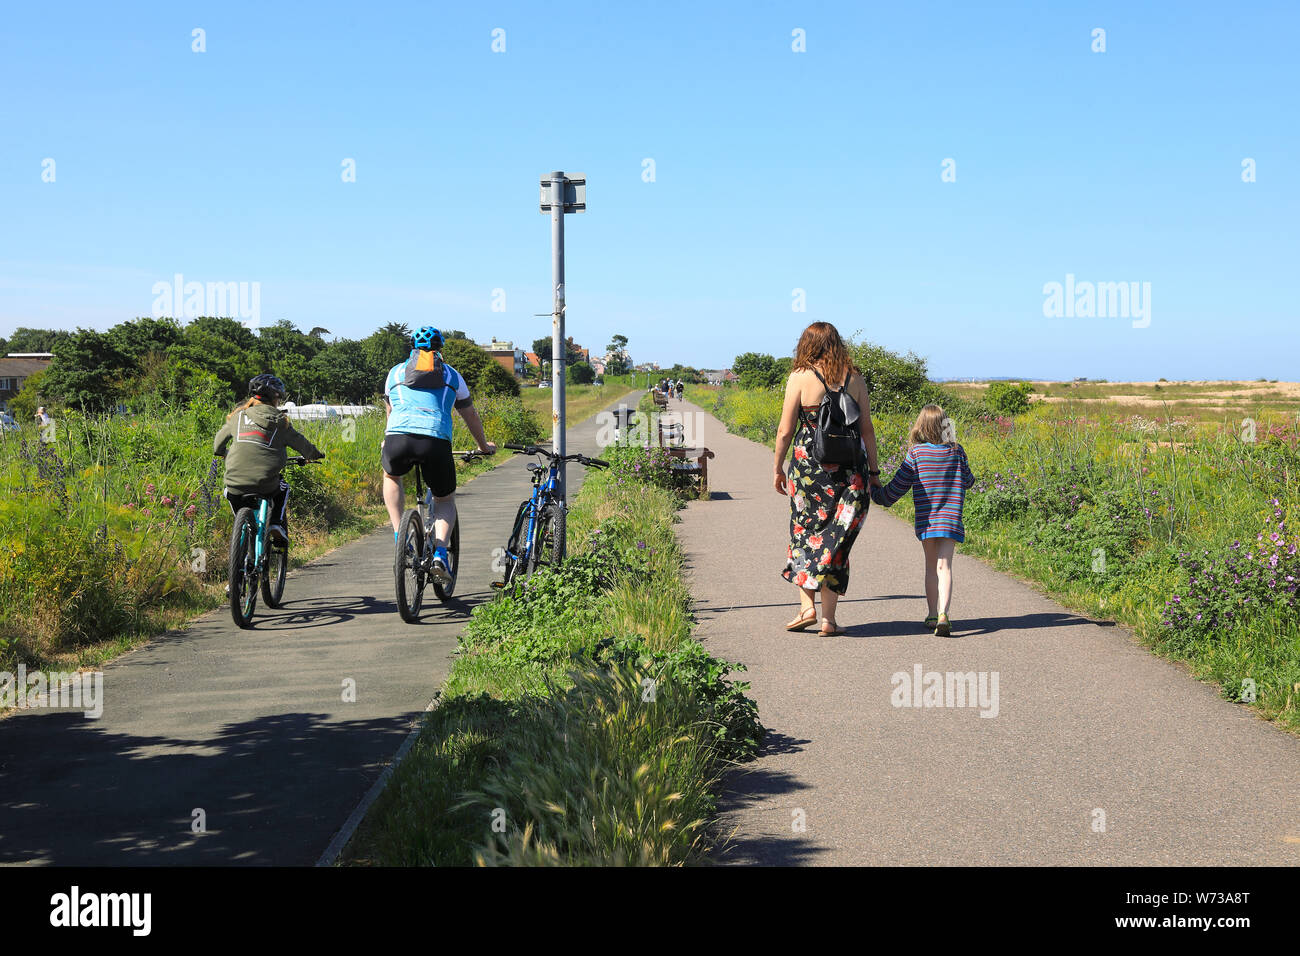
[0,355,53,376]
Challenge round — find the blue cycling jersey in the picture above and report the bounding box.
[384,350,470,441]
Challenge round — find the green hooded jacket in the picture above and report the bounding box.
[213,401,323,496]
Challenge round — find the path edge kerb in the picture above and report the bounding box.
[316,695,437,866]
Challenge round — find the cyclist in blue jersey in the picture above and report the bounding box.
[382,326,496,588]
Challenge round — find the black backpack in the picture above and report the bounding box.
[809,368,863,467]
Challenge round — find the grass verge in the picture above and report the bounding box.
[519,384,636,430]
[339,463,762,866]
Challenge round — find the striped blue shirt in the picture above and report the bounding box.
[872,442,975,541]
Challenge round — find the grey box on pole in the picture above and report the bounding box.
[539,173,586,213]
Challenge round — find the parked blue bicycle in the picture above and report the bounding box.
[496,442,608,587]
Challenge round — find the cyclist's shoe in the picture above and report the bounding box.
[430,547,454,588]
[269,525,288,547]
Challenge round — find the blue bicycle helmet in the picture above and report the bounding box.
[412,326,443,351]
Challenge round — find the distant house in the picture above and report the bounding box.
[702,369,733,386]
[484,339,525,377]
[0,353,53,411]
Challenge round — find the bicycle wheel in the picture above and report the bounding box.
[500,499,531,587]
[395,508,425,623]
[527,506,562,575]
[432,518,459,601]
[229,507,259,628]
[262,541,287,608]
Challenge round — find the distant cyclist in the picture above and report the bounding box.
[381,326,496,589]
[213,374,323,547]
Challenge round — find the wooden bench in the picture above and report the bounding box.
[658,420,685,447]
[666,447,715,498]
[651,388,669,409]
[652,413,713,497]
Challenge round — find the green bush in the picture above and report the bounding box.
[479,361,521,397]
[849,341,930,414]
[985,381,1033,416]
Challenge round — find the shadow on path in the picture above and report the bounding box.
[712,732,828,866]
[0,708,414,865]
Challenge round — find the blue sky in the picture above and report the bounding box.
[2,1,1296,379]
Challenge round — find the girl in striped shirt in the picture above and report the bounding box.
[871,405,974,636]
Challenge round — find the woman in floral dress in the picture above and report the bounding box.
[774,322,882,635]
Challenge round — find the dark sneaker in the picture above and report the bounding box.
[269,524,288,546]
[430,547,454,589]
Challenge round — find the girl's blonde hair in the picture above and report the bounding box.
[226,395,267,420]
[908,404,950,446]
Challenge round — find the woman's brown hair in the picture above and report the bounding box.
[792,321,855,387]
[908,404,950,447]
[226,395,267,421]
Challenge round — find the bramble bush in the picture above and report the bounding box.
[1162,501,1299,642]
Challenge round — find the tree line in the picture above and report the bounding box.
[5,319,523,414]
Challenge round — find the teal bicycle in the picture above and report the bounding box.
[228,455,320,628]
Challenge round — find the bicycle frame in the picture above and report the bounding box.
[508,458,562,569]
[254,498,270,567]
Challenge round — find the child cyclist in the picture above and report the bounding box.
[213,374,324,548]
[871,404,974,636]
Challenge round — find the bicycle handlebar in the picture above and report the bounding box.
[506,444,608,469]
[285,456,323,465]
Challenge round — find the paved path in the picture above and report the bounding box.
[673,396,1300,865]
[0,397,626,865]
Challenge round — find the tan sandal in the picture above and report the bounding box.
[785,608,818,632]
[818,620,845,636]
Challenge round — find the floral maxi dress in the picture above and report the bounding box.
[781,404,870,595]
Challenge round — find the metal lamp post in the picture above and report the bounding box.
[538,170,585,560]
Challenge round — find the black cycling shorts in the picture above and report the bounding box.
[382,433,456,497]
